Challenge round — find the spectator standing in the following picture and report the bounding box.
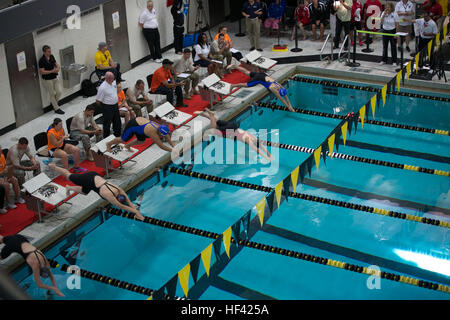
[171,0,185,55]
[421,0,443,30]
[380,2,399,65]
[139,0,163,63]
[334,0,353,49]
[96,72,122,139]
[410,11,438,67]
[395,0,415,52]
[6,138,41,186]
[265,0,283,37]
[70,105,103,162]
[363,0,383,42]
[39,45,63,115]
[242,0,264,51]
[349,0,363,46]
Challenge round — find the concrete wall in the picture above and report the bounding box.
[0,43,15,129]
[33,6,107,109]
[125,0,178,64]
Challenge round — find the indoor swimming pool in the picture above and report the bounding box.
[11,75,450,300]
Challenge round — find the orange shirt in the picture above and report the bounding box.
[47,127,64,150]
[117,90,126,107]
[0,154,6,175]
[214,33,232,45]
[151,67,173,93]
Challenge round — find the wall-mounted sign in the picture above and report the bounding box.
[112,11,120,29]
[17,51,26,72]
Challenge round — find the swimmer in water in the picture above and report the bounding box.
[195,108,273,162]
[228,65,295,112]
[49,163,144,221]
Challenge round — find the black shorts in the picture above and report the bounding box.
[217,120,239,134]
[69,171,101,195]
[350,21,362,31]
[194,59,211,68]
[310,14,326,25]
[49,141,66,156]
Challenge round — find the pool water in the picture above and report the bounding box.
[13,76,450,300]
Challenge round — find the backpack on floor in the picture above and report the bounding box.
[81,79,97,97]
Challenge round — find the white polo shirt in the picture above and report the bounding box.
[96,80,118,105]
[139,8,158,29]
[194,44,210,62]
[381,11,398,30]
[415,18,438,39]
[395,0,414,26]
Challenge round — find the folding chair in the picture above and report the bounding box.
[146,74,167,108]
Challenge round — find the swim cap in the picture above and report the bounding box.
[40,267,51,278]
[117,194,126,204]
[279,88,287,97]
[158,125,170,136]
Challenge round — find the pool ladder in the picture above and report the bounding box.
[338,35,350,63]
[319,34,333,63]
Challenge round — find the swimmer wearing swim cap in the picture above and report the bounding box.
[106,116,175,153]
[228,65,295,112]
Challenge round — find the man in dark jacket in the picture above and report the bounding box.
[171,0,185,55]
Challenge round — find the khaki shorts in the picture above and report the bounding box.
[397,24,412,34]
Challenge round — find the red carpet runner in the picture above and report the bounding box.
[0,69,250,236]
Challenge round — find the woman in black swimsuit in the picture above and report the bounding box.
[49,163,144,221]
[0,234,64,297]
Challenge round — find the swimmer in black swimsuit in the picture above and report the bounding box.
[48,163,144,221]
[105,116,175,153]
[195,108,272,161]
[227,65,295,112]
[0,233,65,297]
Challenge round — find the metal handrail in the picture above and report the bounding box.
[338,35,349,62]
[319,34,333,62]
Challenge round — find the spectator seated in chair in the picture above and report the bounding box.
[193,32,220,76]
[70,105,103,162]
[126,79,154,118]
[6,137,41,186]
[117,83,135,127]
[47,118,85,172]
[291,0,311,41]
[173,48,200,99]
[214,26,244,62]
[150,59,187,108]
[0,148,24,213]
[94,42,124,82]
[209,33,233,78]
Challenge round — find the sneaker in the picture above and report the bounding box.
[8,203,17,209]
[55,109,65,115]
[397,46,402,51]
[155,59,162,63]
[16,197,25,204]
[175,103,188,108]
[73,166,87,173]
[256,48,263,52]
[250,47,255,51]
[379,61,386,65]
[192,89,200,95]
[406,46,410,52]
[87,152,94,162]
[0,208,7,214]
